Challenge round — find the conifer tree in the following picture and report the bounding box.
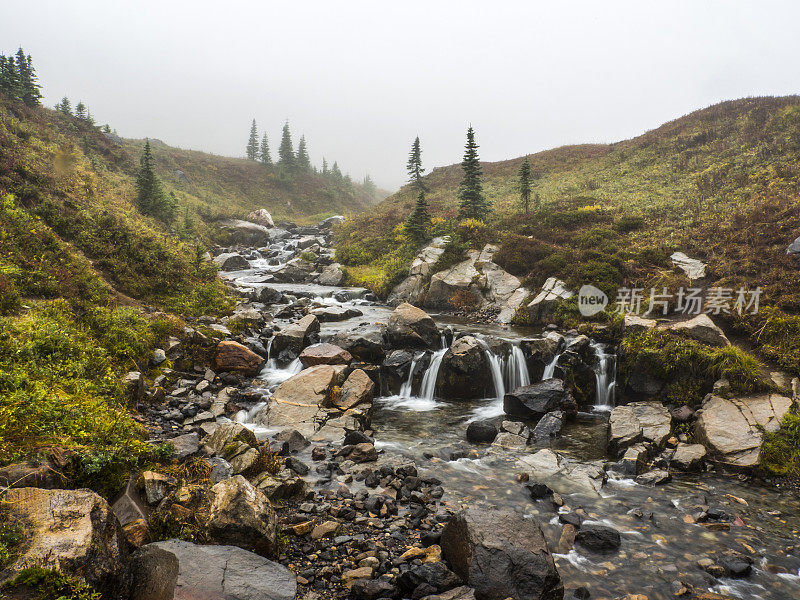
[278,121,295,168]
[457,126,490,220]
[363,174,377,197]
[296,135,311,171]
[0,55,19,98]
[19,52,41,106]
[246,119,259,161]
[259,133,272,165]
[321,157,329,176]
[75,101,86,120]
[136,140,170,220]
[517,157,532,215]
[404,137,431,244]
[56,96,72,115]
[406,136,427,193]
[331,161,342,182]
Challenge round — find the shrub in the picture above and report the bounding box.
[9,567,100,600]
[0,274,20,315]
[614,214,645,233]
[456,218,492,249]
[760,412,800,476]
[450,290,480,311]
[494,235,551,277]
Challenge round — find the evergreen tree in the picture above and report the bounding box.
[75,101,86,120]
[259,133,272,165]
[102,124,111,133]
[56,96,72,115]
[0,55,19,98]
[321,157,329,176]
[363,174,377,197]
[246,119,259,161]
[457,126,490,220]
[278,121,295,168]
[84,110,96,126]
[331,161,342,182]
[136,140,173,221]
[19,52,41,106]
[296,135,311,171]
[406,136,427,193]
[517,157,532,215]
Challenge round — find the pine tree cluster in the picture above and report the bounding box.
[0,48,42,107]
[55,96,97,125]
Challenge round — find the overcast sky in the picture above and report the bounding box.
[2,1,800,189]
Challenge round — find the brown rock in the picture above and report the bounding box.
[387,302,439,348]
[208,475,277,556]
[213,340,264,375]
[334,368,375,410]
[123,518,151,548]
[299,343,352,367]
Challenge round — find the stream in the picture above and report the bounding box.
[219,232,800,600]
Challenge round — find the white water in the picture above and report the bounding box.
[419,348,447,401]
[542,352,561,380]
[483,349,506,400]
[258,357,302,388]
[399,356,419,398]
[591,341,616,410]
[505,344,530,391]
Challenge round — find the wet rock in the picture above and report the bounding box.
[335,368,375,410]
[207,457,234,484]
[169,433,199,460]
[425,253,484,309]
[618,444,649,476]
[525,277,573,322]
[274,429,310,454]
[516,449,606,496]
[438,336,493,400]
[331,326,386,362]
[129,545,179,600]
[254,285,283,304]
[253,472,308,501]
[339,442,378,463]
[575,523,621,553]
[3,487,130,598]
[209,475,277,556]
[203,422,258,456]
[272,257,315,283]
[299,342,353,367]
[151,539,295,600]
[247,208,274,228]
[350,578,400,600]
[466,420,498,444]
[635,469,671,485]
[695,392,793,469]
[387,302,440,348]
[441,507,563,600]
[213,341,264,375]
[317,263,345,286]
[272,314,320,355]
[671,443,707,471]
[285,456,310,475]
[608,401,671,455]
[220,219,272,246]
[530,411,565,444]
[213,252,250,271]
[310,306,363,322]
[398,562,462,596]
[504,379,575,421]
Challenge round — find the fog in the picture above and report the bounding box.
[2,0,799,189]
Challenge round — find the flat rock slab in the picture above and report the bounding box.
[671,251,706,279]
[151,540,296,600]
[608,401,672,454]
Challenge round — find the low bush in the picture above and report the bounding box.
[760,412,800,476]
[8,567,100,600]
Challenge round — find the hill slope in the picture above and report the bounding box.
[336,96,800,371]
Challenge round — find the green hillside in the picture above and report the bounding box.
[336,96,800,372]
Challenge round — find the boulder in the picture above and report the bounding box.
[213,252,250,271]
[662,314,730,347]
[694,393,793,469]
[169,433,199,460]
[437,336,493,400]
[255,364,344,435]
[320,215,345,228]
[504,379,576,421]
[220,219,271,246]
[150,539,295,600]
[388,238,450,305]
[209,475,277,556]
[334,368,375,410]
[623,314,657,334]
[440,508,563,600]
[254,286,283,304]
[272,314,320,355]
[2,487,129,598]
[203,422,258,457]
[300,343,353,367]
[387,302,439,348]
[129,545,179,600]
[331,326,386,362]
[466,420,498,444]
[670,251,706,280]
[575,524,621,553]
[530,411,565,444]
[0,458,69,490]
[247,209,274,228]
[426,253,484,308]
[526,277,573,322]
[787,235,800,255]
[272,258,315,283]
[124,371,145,404]
[310,306,363,322]
[213,341,264,375]
[516,449,606,496]
[670,443,707,471]
[608,401,672,455]
[318,263,345,286]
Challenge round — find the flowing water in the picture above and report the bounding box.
[223,236,800,600]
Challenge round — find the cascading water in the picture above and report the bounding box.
[505,344,530,391]
[542,351,561,380]
[483,350,506,400]
[591,341,616,410]
[399,356,419,398]
[419,348,447,401]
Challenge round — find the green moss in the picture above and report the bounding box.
[7,567,100,600]
[0,517,23,568]
[760,412,800,476]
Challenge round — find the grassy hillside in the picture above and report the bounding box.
[336,96,800,373]
[120,138,380,226]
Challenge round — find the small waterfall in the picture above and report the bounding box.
[265,337,276,370]
[399,355,419,398]
[419,348,447,401]
[483,350,506,400]
[542,352,562,380]
[592,342,616,410]
[505,344,530,391]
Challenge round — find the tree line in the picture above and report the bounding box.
[403,127,538,245]
[0,48,42,106]
[244,119,377,192]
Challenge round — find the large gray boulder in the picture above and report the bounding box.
[247,209,274,228]
[317,263,345,286]
[1,488,130,598]
[516,449,606,496]
[272,257,314,283]
[504,379,576,421]
[426,252,484,308]
[330,326,386,362]
[670,251,706,280]
[220,219,271,246]
[787,235,800,255]
[440,508,563,600]
[608,401,672,455]
[387,302,439,348]
[525,277,572,322]
[437,336,493,400]
[272,314,320,355]
[695,393,793,469]
[388,237,450,305]
[150,540,296,600]
[662,314,729,347]
[209,475,277,556]
[213,252,250,272]
[129,545,179,600]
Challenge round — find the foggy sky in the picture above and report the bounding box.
[2,1,800,190]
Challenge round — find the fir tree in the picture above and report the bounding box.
[278,121,295,168]
[0,55,19,98]
[102,124,111,133]
[363,174,377,197]
[56,96,72,115]
[259,133,272,165]
[296,135,311,171]
[331,161,342,182]
[321,157,329,176]
[75,101,86,120]
[246,119,259,161]
[517,157,532,215]
[136,140,173,222]
[406,136,427,193]
[19,52,41,106]
[457,126,490,220]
